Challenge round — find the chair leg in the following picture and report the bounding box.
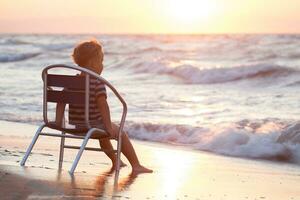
[69,128,96,174]
[114,135,122,186]
[58,131,65,169]
[20,123,46,166]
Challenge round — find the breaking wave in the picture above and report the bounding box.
[1,38,32,45]
[105,47,185,55]
[37,43,74,51]
[126,120,300,163]
[134,62,296,84]
[0,53,41,63]
[2,115,299,163]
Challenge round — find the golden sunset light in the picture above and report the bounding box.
[166,0,218,25]
[0,0,300,34]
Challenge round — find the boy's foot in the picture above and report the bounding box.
[112,160,127,170]
[132,165,153,174]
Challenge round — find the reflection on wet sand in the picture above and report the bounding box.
[67,167,139,198]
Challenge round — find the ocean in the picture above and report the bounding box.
[0,34,300,163]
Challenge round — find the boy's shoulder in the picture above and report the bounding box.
[90,76,105,85]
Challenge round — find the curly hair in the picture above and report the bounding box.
[72,39,103,67]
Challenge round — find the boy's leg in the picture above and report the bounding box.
[111,123,152,173]
[98,139,116,163]
[98,138,127,168]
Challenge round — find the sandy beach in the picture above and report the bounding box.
[1,0,300,198]
[0,120,299,200]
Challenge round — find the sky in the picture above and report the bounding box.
[0,0,300,34]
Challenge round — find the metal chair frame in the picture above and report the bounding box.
[20,64,127,178]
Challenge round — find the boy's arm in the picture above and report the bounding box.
[96,96,114,135]
[55,103,66,127]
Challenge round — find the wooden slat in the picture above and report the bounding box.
[64,145,117,153]
[40,132,85,139]
[47,90,85,104]
[47,74,85,89]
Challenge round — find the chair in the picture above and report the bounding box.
[20,64,127,178]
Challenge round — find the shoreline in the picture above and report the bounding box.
[0,120,300,199]
[0,119,299,167]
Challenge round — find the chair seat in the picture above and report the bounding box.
[46,122,110,139]
[47,122,88,134]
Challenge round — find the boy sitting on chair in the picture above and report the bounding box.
[57,39,152,174]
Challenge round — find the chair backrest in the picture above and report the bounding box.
[43,66,91,130]
[46,74,86,104]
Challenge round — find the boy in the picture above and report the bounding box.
[60,40,152,174]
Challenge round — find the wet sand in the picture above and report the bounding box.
[0,121,300,200]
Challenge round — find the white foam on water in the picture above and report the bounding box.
[126,120,300,163]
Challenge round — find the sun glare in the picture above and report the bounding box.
[167,0,217,24]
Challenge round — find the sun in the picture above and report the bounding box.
[167,0,217,24]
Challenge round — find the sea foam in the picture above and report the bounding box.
[126,120,300,163]
[134,62,296,84]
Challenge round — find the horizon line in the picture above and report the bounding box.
[1,32,300,35]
